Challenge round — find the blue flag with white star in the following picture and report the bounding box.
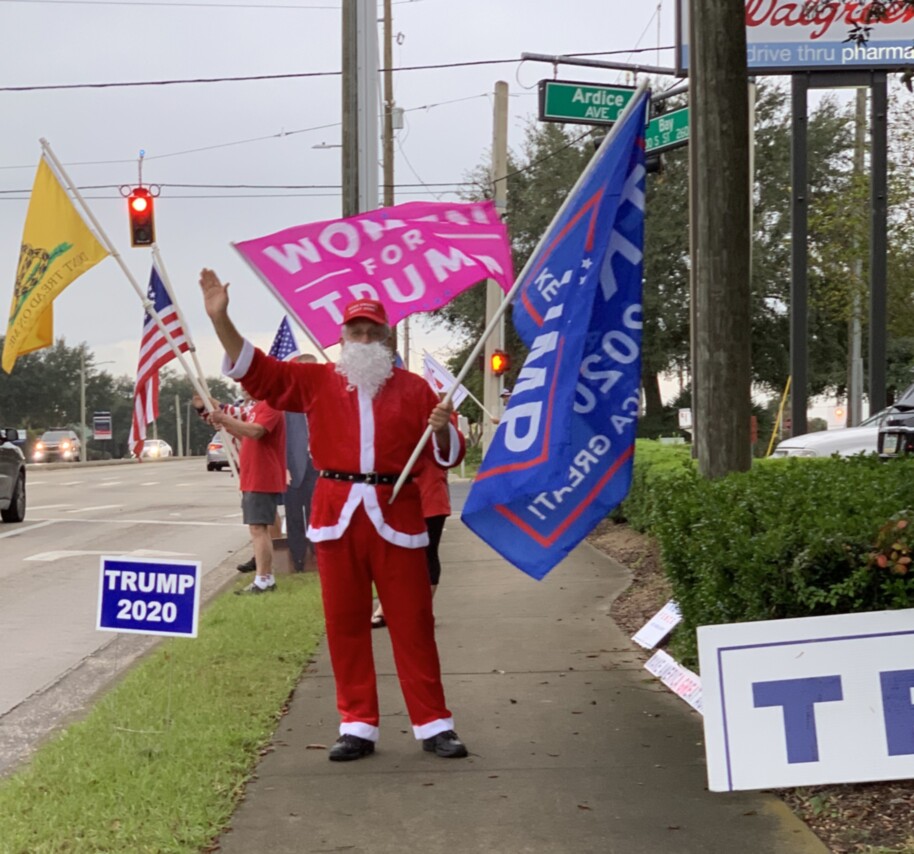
[268,316,300,362]
[461,89,649,580]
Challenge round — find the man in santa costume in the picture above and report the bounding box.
[199,268,468,762]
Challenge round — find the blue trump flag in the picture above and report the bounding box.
[462,88,650,580]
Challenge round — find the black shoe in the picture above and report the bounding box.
[236,556,256,573]
[328,734,375,762]
[235,580,276,595]
[422,730,468,758]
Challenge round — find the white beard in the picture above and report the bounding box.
[336,341,394,399]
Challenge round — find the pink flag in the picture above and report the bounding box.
[233,200,514,347]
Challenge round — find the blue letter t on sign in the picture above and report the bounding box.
[753,676,844,764]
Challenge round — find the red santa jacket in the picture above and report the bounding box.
[226,342,464,548]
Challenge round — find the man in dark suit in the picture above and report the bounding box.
[284,353,319,573]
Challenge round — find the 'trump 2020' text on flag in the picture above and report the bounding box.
[461,87,650,581]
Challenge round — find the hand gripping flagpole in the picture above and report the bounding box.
[39,139,229,461]
[152,245,240,478]
[388,79,651,504]
[231,243,331,363]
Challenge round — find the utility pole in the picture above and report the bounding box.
[341,1,359,218]
[483,81,509,452]
[691,0,752,478]
[382,0,394,210]
[848,87,866,426]
[381,0,410,366]
[175,393,184,457]
[341,0,379,217]
[79,349,87,464]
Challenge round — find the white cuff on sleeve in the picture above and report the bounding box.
[432,422,460,467]
[222,339,255,380]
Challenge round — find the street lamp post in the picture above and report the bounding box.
[79,352,115,463]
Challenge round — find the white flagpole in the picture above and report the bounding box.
[230,243,331,362]
[389,80,651,503]
[39,138,233,466]
[152,245,240,478]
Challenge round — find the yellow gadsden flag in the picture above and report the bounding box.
[2,156,109,373]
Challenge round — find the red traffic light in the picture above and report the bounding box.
[490,350,510,376]
[127,187,155,247]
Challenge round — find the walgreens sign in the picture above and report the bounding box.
[677,1,914,73]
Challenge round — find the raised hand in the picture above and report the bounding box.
[199,268,229,319]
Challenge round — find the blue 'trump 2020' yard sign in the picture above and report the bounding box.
[97,556,202,638]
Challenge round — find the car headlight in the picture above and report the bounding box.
[35,442,44,450]
[793,449,819,458]
[60,441,70,450]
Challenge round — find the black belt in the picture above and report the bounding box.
[319,470,411,486]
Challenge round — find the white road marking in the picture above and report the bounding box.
[25,547,193,562]
[65,504,122,514]
[140,482,160,486]
[27,504,73,511]
[99,480,122,486]
[26,481,47,486]
[175,483,197,487]
[0,520,56,539]
[59,481,84,486]
[29,516,238,528]
[224,512,243,518]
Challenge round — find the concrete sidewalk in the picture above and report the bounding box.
[217,484,827,854]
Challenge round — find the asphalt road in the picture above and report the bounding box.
[0,458,249,723]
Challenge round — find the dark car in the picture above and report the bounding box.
[33,429,81,463]
[877,383,914,458]
[0,427,26,523]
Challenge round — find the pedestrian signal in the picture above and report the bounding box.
[127,187,155,247]
[490,350,510,376]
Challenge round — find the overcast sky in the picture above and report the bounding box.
[0,0,678,382]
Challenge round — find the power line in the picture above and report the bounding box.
[0,46,675,93]
[0,94,488,171]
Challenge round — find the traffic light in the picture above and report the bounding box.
[490,349,510,376]
[127,187,155,247]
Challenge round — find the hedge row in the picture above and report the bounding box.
[616,442,914,664]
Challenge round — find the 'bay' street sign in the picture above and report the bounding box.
[645,106,690,154]
[539,79,636,126]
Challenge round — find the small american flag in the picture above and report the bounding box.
[268,316,300,361]
[127,265,189,458]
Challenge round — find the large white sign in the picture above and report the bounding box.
[699,608,914,791]
[677,0,914,73]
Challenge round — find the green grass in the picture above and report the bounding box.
[0,574,325,854]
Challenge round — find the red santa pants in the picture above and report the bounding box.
[314,504,453,741]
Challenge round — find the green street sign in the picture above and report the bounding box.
[538,79,636,126]
[645,106,690,154]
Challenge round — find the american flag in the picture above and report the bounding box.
[127,265,190,458]
[268,316,300,361]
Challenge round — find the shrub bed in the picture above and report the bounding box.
[617,445,914,665]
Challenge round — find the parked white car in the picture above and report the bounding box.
[771,411,886,458]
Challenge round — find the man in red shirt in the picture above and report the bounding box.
[199,268,468,762]
[208,395,286,594]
